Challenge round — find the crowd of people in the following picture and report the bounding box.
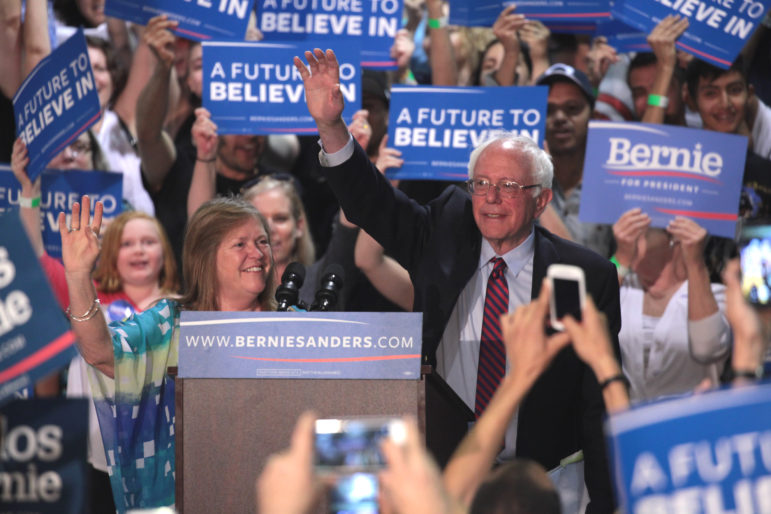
[2,0,771,512]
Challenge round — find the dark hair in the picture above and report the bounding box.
[628,52,685,87]
[85,36,128,108]
[54,0,97,27]
[469,460,561,514]
[686,55,747,102]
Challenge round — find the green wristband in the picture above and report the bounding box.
[428,16,447,29]
[18,196,41,208]
[647,94,669,108]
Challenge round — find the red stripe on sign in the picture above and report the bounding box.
[608,170,722,184]
[654,208,737,221]
[676,41,731,67]
[232,354,421,363]
[0,330,76,383]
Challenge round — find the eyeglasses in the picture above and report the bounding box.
[466,178,541,198]
[63,140,92,158]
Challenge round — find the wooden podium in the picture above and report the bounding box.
[173,365,473,513]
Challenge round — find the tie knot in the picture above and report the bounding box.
[490,257,507,278]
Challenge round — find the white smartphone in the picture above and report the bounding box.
[547,264,586,331]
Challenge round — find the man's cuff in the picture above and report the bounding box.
[318,133,354,167]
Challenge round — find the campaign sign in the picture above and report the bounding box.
[596,19,650,52]
[203,41,360,134]
[386,85,547,181]
[12,29,100,182]
[606,383,771,513]
[256,0,403,68]
[0,210,77,406]
[0,398,88,513]
[612,0,770,69]
[579,121,746,239]
[178,311,422,379]
[449,0,611,27]
[105,0,256,41]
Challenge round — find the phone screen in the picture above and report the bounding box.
[315,419,400,471]
[739,224,771,306]
[553,277,582,321]
[329,473,378,514]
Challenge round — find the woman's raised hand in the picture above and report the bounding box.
[58,195,103,275]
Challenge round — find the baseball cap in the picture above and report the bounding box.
[536,63,595,107]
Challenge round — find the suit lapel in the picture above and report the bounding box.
[531,227,561,300]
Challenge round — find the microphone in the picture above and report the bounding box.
[310,263,345,311]
[275,262,306,311]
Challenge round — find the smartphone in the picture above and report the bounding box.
[547,264,586,331]
[328,472,378,514]
[739,222,771,307]
[314,417,406,474]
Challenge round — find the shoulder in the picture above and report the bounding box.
[536,226,614,273]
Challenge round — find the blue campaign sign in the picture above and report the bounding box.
[256,0,403,68]
[105,0,256,41]
[0,209,77,406]
[579,121,746,239]
[12,29,100,182]
[449,0,611,26]
[178,311,422,379]
[386,85,547,181]
[0,398,88,513]
[612,0,770,68]
[596,19,650,52]
[203,41,360,134]
[606,383,771,513]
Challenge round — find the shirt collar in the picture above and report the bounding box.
[479,230,535,277]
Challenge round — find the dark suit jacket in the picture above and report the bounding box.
[323,140,620,513]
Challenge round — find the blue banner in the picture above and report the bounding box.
[0,209,77,406]
[449,0,611,27]
[203,41,360,134]
[385,85,547,181]
[0,398,88,513]
[256,0,403,68]
[579,121,747,239]
[0,167,124,260]
[596,19,650,52]
[606,383,771,513]
[105,0,256,41]
[178,311,422,379]
[612,0,770,69]
[12,29,100,182]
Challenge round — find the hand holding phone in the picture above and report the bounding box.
[314,417,406,474]
[547,264,586,331]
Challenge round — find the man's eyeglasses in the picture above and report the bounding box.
[466,178,541,198]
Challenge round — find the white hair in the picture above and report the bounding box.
[467,133,553,194]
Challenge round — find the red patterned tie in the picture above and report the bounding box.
[474,257,509,418]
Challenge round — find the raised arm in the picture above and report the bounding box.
[136,16,179,192]
[667,217,730,362]
[584,36,618,91]
[442,282,570,507]
[10,138,43,257]
[641,15,689,124]
[0,0,22,98]
[518,20,551,84]
[59,196,115,378]
[425,0,457,86]
[186,107,219,218]
[21,0,51,76]
[491,5,528,87]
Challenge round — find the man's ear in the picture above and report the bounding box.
[535,188,553,218]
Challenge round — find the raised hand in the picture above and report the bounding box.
[143,15,178,69]
[10,138,39,196]
[612,207,651,268]
[191,107,218,161]
[500,280,571,389]
[375,136,404,176]
[493,5,526,56]
[349,109,372,150]
[666,216,706,270]
[58,195,103,275]
[647,15,689,70]
[293,48,345,128]
[585,36,619,89]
